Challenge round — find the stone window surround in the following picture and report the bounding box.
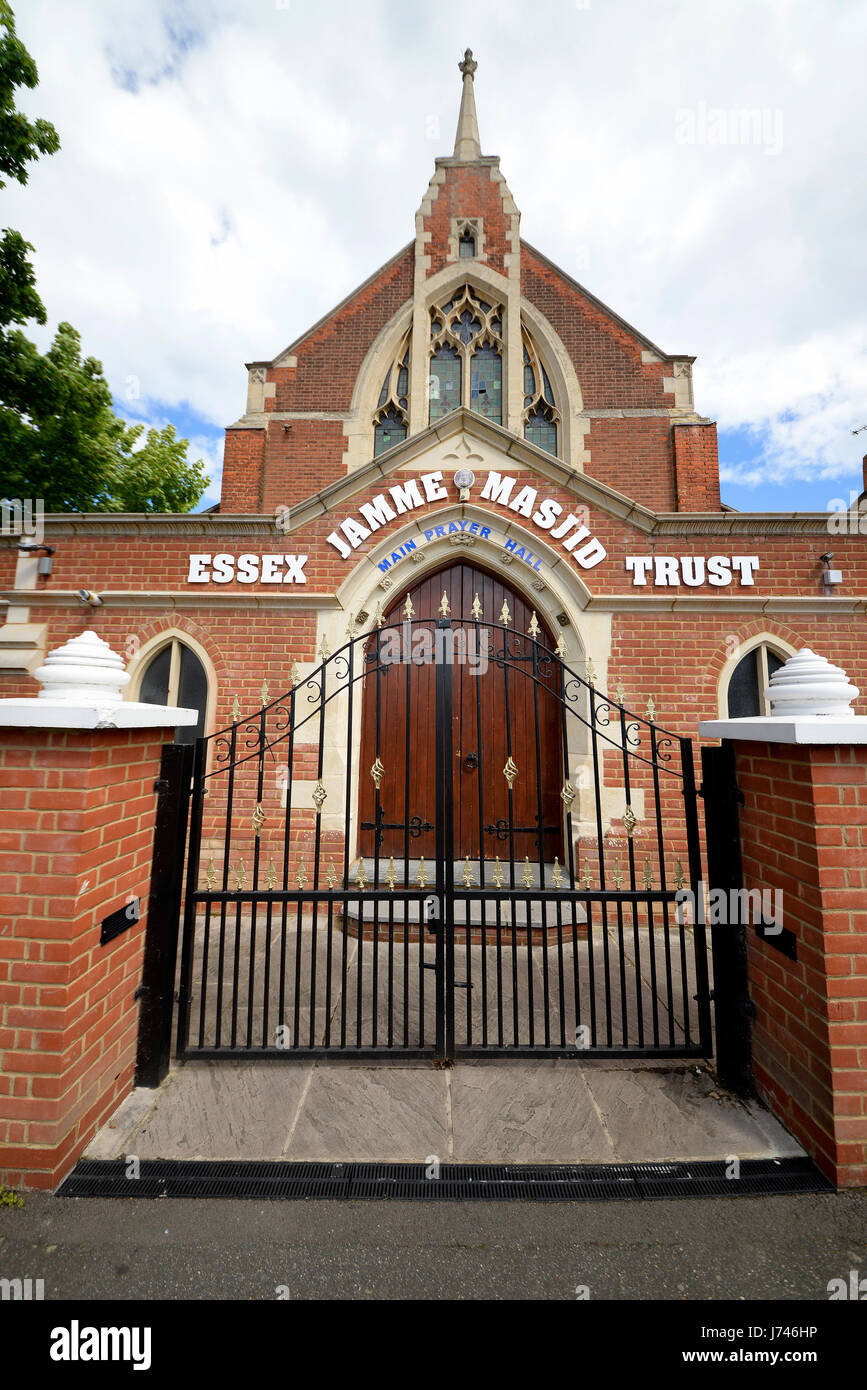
[717,634,797,719]
[447,216,486,264]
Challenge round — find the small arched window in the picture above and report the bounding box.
[373,334,410,457]
[458,229,476,258]
[725,643,787,718]
[140,640,209,744]
[521,334,559,457]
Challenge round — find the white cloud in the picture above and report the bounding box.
[5,0,866,503]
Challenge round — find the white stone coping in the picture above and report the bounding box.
[0,700,199,731]
[699,716,867,746]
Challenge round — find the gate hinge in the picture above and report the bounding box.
[153,777,170,793]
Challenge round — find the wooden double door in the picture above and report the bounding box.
[359,562,564,863]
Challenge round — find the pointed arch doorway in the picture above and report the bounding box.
[358,560,564,864]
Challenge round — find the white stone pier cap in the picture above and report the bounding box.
[699,648,867,745]
[0,630,198,731]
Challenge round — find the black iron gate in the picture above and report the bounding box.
[172,611,712,1062]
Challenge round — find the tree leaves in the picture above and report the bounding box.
[0,3,207,514]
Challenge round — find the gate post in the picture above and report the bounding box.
[700,743,754,1096]
[435,615,455,1061]
[135,741,194,1088]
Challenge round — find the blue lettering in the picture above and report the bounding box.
[423,529,435,542]
[468,522,479,534]
[479,526,491,540]
[435,526,446,538]
[504,538,518,552]
[377,557,392,573]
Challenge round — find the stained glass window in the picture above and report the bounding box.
[374,409,407,456]
[429,345,461,423]
[525,409,557,457]
[470,346,502,424]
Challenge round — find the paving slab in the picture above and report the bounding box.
[582,1066,802,1162]
[283,1065,450,1162]
[85,1057,805,1168]
[449,1060,614,1163]
[104,1062,312,1161]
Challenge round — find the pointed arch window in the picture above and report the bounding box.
[521,332,560,457]
[139,639,209,744]
[725,643,787,718]
[429,284,503,425]
[373,332,410,456]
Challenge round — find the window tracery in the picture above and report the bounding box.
[522,330,559,456]
[428,284,503,424]
[373,332,410,456]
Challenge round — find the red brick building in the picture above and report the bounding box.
[2,51,863,748]
[2,50,866,1191]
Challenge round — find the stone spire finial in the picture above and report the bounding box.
[454,48,482,161]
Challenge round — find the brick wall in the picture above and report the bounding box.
[272,247,414,413]
[221,428,265,512]
[261,418,349,512]
[0,727,170,1190]
[673,422,722,511]
[422,165,510,278]
[585,417,677,511]
[520,244,675,409]
[733,739,867,1188]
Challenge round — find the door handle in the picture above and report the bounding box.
[464,752,479,771]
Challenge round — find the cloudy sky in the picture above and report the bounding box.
[6,0,866,512]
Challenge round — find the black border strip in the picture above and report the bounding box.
[56,1157,832,1201]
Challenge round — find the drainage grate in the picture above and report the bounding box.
[56,1157,832,1201]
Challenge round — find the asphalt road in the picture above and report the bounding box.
[2,1190,866,1301]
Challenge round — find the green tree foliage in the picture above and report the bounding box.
[0,1,208,512]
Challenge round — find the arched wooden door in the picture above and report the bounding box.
[359,561,564,862]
